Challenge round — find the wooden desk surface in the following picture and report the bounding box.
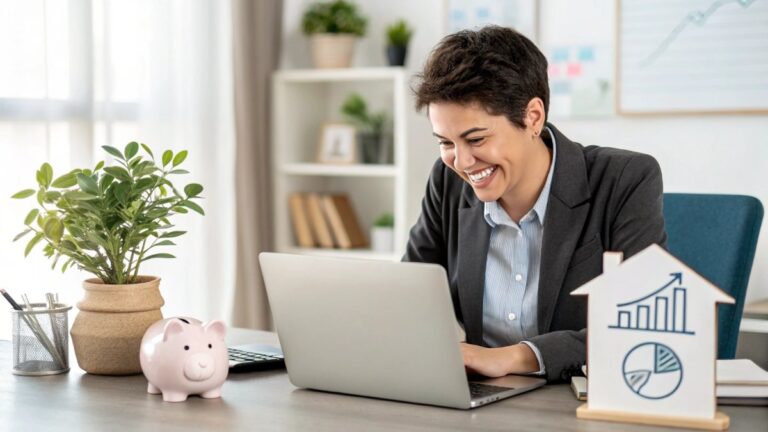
[2,328,765,431]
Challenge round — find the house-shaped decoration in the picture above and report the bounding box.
[572,244,733,430]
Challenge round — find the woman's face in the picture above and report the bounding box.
[429,101,541,205]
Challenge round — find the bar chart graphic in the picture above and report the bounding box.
[608,272,695,335]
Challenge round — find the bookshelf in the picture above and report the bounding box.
[272,67,412,261]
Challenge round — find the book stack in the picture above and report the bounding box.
[288,192,368,249]
[716,359,768,406]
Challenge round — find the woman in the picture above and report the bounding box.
[404,26,667,382]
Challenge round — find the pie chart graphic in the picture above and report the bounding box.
[622,342,683,400]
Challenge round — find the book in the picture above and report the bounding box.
[320,194,367,249]
[305,193,335,248]
[288,193,315,248]
[716,359,768,398]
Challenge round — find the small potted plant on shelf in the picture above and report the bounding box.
[371,213,394,253]
[385,19,413,67]
[302,0,368,69]
[340,92,392,164]
[11,142,204,375]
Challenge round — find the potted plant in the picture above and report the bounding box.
[371,213,394,253]
[385,19,413,67]
[302,0,367,69]
[11,142,204,375]
[340,92,392,164]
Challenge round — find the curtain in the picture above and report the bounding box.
[0,0,236,338]
[231,0,283,329]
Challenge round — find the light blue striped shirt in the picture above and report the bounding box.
[482,127,556,373]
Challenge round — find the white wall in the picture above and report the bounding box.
[280,0,768,303]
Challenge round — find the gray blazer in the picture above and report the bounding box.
[403,123,667,382]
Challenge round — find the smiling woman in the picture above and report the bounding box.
[404,25,668,383]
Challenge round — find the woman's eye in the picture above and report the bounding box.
[439,141,454,148]
[467,137,484,145]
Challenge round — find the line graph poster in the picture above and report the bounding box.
[618,0,768,114]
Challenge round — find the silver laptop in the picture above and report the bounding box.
[259,252,546,409]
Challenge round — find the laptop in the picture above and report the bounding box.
[258,252,546,409]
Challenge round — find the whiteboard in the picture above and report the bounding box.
[539,0,615,118]
[618,0,768,114]
[445,0,538,42]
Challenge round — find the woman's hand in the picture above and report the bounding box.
[459,342,541,377]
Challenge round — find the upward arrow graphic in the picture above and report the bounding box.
[617,273,683,307]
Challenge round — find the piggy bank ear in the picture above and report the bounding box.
[204,320,226,341]
[163,319,185,342]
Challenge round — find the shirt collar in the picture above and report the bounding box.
[483,126,557,227]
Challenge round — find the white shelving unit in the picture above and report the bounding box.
[271,67,411,261]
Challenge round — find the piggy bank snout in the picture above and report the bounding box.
[183,352,217,382]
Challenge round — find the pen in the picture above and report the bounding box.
[0,288,23,311]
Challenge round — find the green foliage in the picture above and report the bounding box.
[11,142,205,285]
[386,19,413,46]
[302,0,367,36]
[373,213,394,228]
[340,92,387,135]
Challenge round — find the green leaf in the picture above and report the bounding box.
[103,166,132,182]
[113,182,131,205]
[154,240,176,246]
[160,230,186,238]
[11,189,36,199]
[141,143,154,159]
[172,150,188,167]
[182,200,205,215]
[76,174,99,195]
[24,209,39,225]
[43,217,64,244]
[51,173,78,188]
[159,185,168,196]
[171,206,188,214]
[124,141,139,159]
[41,163,53,187]
[143,253,176,261]
[169,169,189,175]
[24,232,44,257]
[44,191,61,202]
[64,191,99,201]
[162,150,173,167]
[102,145,124,160]
[94,161,105,172]
[36,169,46,187]
[184,183,203,197]
[13,228,32,242]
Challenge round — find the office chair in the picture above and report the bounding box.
[663,193,764,359]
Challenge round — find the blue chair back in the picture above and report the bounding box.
[663,193,763,359]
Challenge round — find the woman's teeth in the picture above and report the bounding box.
[468,166,496,183]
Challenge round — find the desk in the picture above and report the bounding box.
[2,328,765,431]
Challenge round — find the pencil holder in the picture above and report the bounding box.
[11,303,72,375]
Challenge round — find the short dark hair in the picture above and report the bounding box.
[414,26,549,128]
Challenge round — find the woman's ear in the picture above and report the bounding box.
[525,97,546,134]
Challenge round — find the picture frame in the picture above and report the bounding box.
[317,123,357,164]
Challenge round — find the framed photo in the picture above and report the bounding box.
[317,123,357,164]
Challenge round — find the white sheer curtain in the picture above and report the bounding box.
[0,0,236,339]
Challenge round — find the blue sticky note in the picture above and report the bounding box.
[579,47,595,62]
[552,48,569,62]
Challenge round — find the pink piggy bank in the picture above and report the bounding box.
[140,317,228,402]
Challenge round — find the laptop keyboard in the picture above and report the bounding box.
[228,347,285,372]
[469,382,514,398]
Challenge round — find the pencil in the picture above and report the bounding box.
[0,288,23,311]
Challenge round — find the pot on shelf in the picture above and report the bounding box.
[386,44,407,67]
[310,33,357,68]
[70,276,164,375]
